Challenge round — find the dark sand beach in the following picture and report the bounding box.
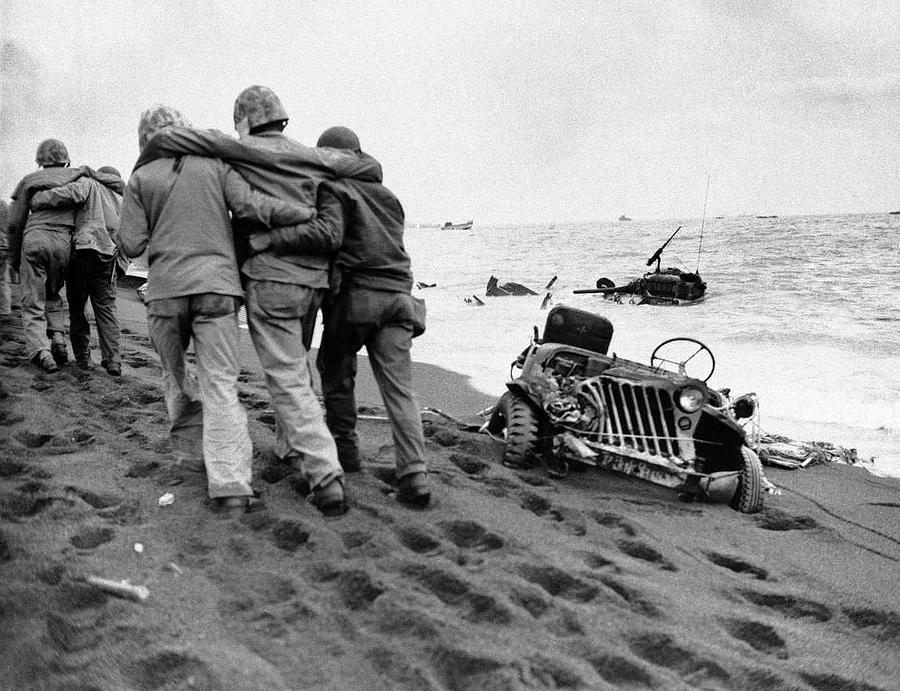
[1,285,898,690]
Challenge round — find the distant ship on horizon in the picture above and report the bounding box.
[440,220,474,230]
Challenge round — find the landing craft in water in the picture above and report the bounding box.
[441,219,473,230]
[573,225,708,306]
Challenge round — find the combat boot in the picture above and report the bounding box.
[32,350,59,373]
[310,477,347,517]
[50,333,68,365]
[397,472,431,508]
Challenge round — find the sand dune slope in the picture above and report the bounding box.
[1,309,898,690]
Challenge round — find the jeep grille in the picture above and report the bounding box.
[591,378,682,458]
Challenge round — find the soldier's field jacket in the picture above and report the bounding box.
[135,128,381,289]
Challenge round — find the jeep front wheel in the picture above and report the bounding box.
[498,393,541,469]
[731,446,764,514]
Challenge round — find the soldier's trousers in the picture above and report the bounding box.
[316,287,427,479]
[146,293,253,499]
[67,249,121,367]
[244,279,342,492]
[0,257,11,316]
[0,227,9,316]
[20,229,70,359]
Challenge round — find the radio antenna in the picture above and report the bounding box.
[695,172,710,273]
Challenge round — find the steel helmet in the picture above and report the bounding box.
[317,126,360,152]
[233,85,289,132]
[35,139,70,167]
[137,105,189,150]
[97,165,122,179]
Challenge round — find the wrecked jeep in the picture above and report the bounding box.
[486,306,765,513]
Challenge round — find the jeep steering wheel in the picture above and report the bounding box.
[650,337,716,382]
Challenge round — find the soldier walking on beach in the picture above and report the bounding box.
[118,105,317,511]
[227,87,349,515]
[254,126,431,506]
[130,86,388,515]
[5,139,80,372]
[28,166,127,375]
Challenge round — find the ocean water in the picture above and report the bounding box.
[403,213,900,478]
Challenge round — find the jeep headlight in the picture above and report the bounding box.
[676,385,706,413]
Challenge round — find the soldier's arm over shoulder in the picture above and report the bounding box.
[118,181,150,258]
[29,178,93,211]
[222,164,315,227]
[266,183,346,256]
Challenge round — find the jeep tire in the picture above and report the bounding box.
[731,446,764,513]
[497,393,541,469]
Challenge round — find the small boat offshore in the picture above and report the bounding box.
[441,220,474,230]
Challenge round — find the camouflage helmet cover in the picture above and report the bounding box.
[317,126,361,152]
[138,104,189,150]
[233,85,288,130]
[35,138,70,167]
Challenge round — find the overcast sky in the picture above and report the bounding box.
[2,1,898,224]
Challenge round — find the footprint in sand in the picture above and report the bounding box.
[591,511,640,537]
[365,646,433,688]
[394,526,442,555]
[739,588,832,622]
[123,354,155,369]
[510,586,550,618]
[842,606,900,641]
[0,491,54,519]
[371,601,441,640]
[0,460,28,478]
[582,650,656,688]
[628,632,731,685]
[14,430,54,448]
[17,480,48,494]
[66,486,122,510]
[125,650,217,690]
[800,671,885,691]
[721,618,788,658]
[52,581,109,618]
[597,575,662,617]
[46,612,103,653]
[127,385,164,406]
[270,518,311,552]
[69,527,115,550]
[581,551,616,571]
[430,646,509,689]
[616,539,678,572]
[425,426,461,448]
[755,509,821,531]
[334,569,386,610]
[526,654,587,688]
[447,452,489,475]
[518,563,598,603]
[402,563,513,624]
[440,520,504,552]
[520,491,555,517]
[125,459,161,478]
[704,551,769,580]
[0,410,25,426]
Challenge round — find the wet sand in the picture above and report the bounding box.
[0,287,898,690]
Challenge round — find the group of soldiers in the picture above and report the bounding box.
[0,85,430,516]
[1,142,125,376]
